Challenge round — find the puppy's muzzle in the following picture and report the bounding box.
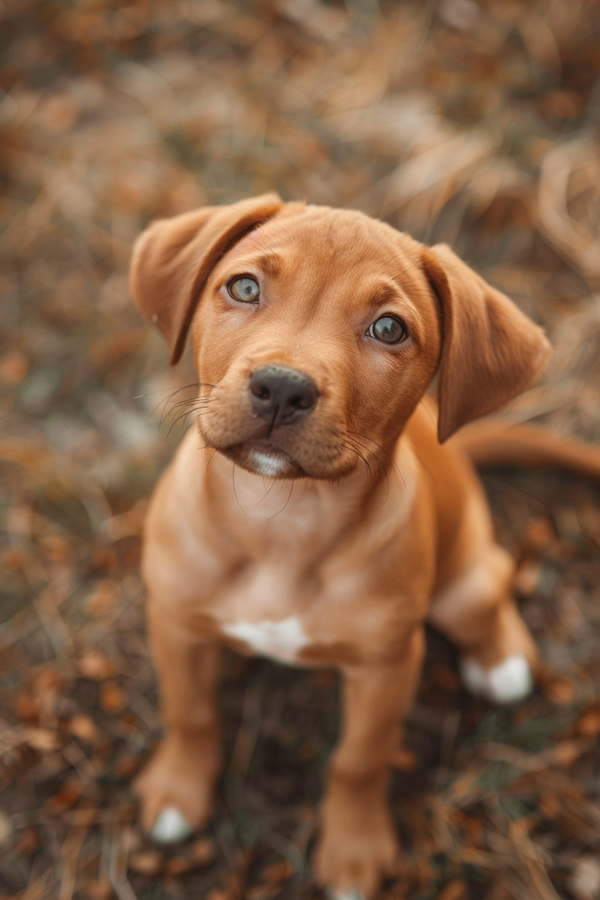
[249,365,319,428]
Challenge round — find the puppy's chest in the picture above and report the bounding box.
[221,614,310,663]
[212,561,403,667]
[215,565,322,664]
[198,464,423,665]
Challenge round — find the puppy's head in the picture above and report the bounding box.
[130,194,550,479]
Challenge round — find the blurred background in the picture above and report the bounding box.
[2,1,600,898]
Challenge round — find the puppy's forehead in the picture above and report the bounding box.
[230,207,422,281]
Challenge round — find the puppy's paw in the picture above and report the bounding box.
[460,653,533,704]
[150,805,194,844]
[315,815,398,900]
[134,735,217,841]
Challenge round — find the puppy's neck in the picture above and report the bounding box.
[171,427,415,531]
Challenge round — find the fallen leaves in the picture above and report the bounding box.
[0,811,13,848]
[3,1,600,898]
[68,714,98,743]
[22,727,61,753]
[77,651,117,682]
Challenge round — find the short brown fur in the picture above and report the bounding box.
[130,195,552,899]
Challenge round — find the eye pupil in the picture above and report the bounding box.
[371,316,406,344]
[228,276,260,303]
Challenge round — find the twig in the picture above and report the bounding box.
[109,826,139,900]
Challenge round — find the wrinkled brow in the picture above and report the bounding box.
[253,251,282,278]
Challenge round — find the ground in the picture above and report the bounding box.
[2,1,600,898]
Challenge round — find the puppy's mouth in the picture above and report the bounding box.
[221,440,306,479]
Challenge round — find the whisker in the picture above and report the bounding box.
[204,448,219,479]
[158,384,215,425]
[165,408,199,438]
[165,403,213,437]
[347,430,404,490]
[163,401,211,428]
[139,381,216,421]
[252,475,278,509]
[263,478,295,521]
[342,440,372,484]
[133,380,215,403]
[345,435,389,499]
[231,460,245,516]
[167,396,212,415]
[162,396,216,438]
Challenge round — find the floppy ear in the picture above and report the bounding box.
[421,243,551,443]
[129,193,284,365]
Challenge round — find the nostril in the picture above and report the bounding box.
[290,393,311,410]
[251,381,272,402]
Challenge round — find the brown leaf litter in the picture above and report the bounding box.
[3,1,600,897]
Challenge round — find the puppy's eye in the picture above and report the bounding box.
[367,315,408,344]
[228,276,260,303]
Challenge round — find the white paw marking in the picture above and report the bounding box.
[460,654,533,704]
[150,806,193,843]
[223,615,309,663]
[248,449,290,477]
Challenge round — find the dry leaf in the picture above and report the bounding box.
[0,349,29,384]
[15,691,40,723]
[189,838,216,866]
[23,727,60,752]
[69,714,98,742]
[99,681,126,714]
[259,860,293,884]
[44,782,83,813]
[78,650,116,681]
[83,880,114,900]
[128,848,163,876]
[436,881,467,900]
[574,704,600,737]
[0,812,13,848]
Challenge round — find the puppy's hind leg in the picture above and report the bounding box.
[135,601,222,842]
[428,545,538,704]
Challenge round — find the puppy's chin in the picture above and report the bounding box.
[219,441,305,479]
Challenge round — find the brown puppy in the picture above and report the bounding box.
[129,194,550,900]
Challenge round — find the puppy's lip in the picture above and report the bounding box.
[222,439,305,478]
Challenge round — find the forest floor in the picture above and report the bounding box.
[2,1,600,898]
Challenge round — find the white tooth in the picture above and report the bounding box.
[460,654,533,704]
[150,806,193,843]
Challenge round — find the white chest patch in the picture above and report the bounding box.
[222,615,310,663]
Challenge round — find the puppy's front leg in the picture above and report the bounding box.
[315,628,425,900]
[135,601,221,843]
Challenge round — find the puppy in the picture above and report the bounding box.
[129,194,551,900]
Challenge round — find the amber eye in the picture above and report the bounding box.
[367,315,408,344]
[227,276,260,303]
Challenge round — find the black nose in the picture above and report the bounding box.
[249,365,319,426]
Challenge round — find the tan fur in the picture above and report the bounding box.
[129,195,552,899]
[454,419,600,479]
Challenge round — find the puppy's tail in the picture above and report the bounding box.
[453,421,600,480]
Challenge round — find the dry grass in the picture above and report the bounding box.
[2,1,600,897]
